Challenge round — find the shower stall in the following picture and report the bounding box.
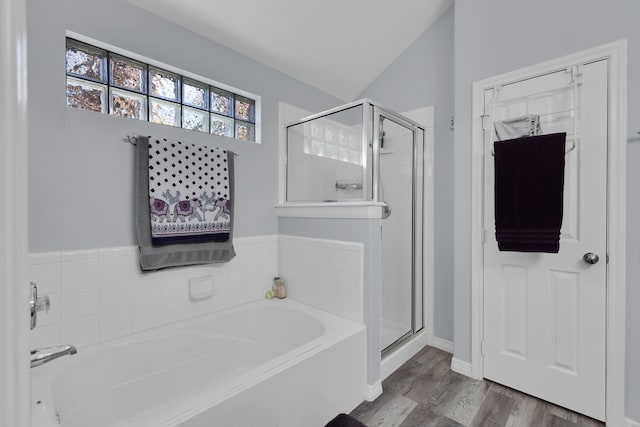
[284,100,425,357]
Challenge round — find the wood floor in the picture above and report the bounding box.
[349,346,604,427]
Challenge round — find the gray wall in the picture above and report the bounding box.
[27,0,341,253]
[279,218,382,386]
[453,0,640,420]
[357,6,454,342]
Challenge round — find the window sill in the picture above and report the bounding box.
[274,202,385,219]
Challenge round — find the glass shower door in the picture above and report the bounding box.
[378,112,423,355]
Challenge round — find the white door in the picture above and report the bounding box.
[482,59,608,420]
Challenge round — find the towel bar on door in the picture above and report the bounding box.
[490,135,576,157]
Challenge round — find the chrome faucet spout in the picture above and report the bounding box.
[30,345,77,368]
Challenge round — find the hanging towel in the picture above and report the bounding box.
[136,136,235,270]
[494,133,566,253]
[494,114,542,141]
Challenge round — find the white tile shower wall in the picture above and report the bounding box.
[278,235,364,322]
[29,235,278,349]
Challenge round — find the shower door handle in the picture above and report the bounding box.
[382,202,392,219]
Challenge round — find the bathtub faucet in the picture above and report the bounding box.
[30,345,77,368]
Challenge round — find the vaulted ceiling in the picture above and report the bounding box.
[126,0,453,101]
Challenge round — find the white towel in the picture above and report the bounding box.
[494,114,542,141]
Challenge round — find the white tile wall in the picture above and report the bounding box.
[278,235,364,322]
[29,235,278,349]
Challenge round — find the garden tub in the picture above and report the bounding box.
[31,299,366,427]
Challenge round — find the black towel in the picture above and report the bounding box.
[494,133,566,253]
[325,414,367,427]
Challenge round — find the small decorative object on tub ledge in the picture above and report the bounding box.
[273,277,287,299]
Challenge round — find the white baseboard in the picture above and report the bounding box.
[626,417,640,427]
[362,381,383,402]
[430,336,453,353]
[450,357,473,378]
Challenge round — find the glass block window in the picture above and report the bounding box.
[65,37,259,142]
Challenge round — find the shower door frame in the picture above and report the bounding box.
[283,99,373,203]
[373,106,425,359]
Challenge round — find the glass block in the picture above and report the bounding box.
[66,39,107,82]
[149,67,179,101]
[210,88,233,117]
[210,114,234,138]
[183,79,208,109]
[66,77,107,113]
[312,123,323,140]
[235,95,255,122]
[338,146,349,163]
[235,121,255,142]
[325,124,336,144]
[110,88,147,120]
[183,106,209,133]
[325,142,338,160]
[311,139,325,156]
[110,54,146,93]
[349,133,361,150]
[350,149,362,165]
[150,98,180,127]
[338,129,348,147]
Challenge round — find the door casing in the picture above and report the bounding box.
[467,40,627,426]
[0,0,30,425]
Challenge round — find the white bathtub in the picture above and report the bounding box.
[31,299,366,427]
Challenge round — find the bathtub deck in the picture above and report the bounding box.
[349,346,604,427]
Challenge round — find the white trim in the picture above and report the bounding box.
[381,331,430,380]
[362,381,383,402]
[274,202,385,219]
[450,358,474,378]
[626,418,640,427]
[0,0,30,425]
[469,40,627,426]
[625,418,640,427]
[430,336,453,354]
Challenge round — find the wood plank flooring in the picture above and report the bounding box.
[349,346,604,427]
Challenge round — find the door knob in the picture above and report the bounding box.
[583,252,600,265]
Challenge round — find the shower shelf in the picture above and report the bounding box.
[335,180,363,190]
[274,201,387,219]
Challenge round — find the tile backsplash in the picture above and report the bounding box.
[29,235,278,349]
